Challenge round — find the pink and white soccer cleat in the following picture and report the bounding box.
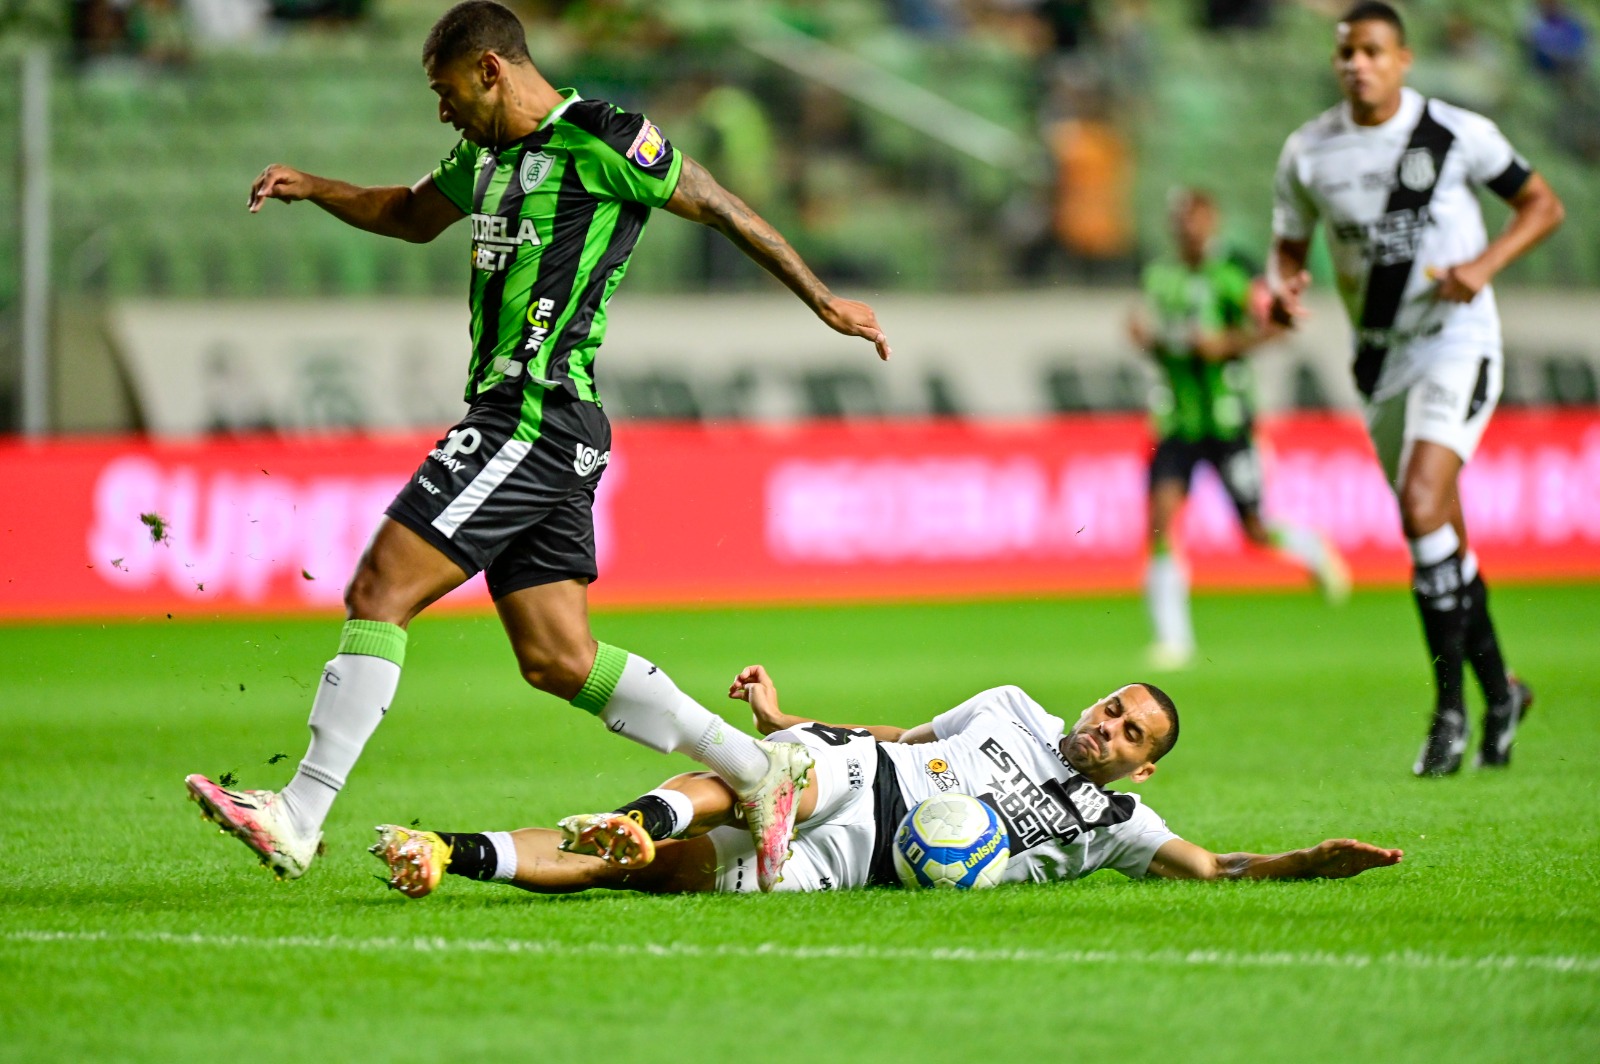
[185,774,321,880]
[737,740,814,892]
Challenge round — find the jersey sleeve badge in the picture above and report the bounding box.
[626,120,668,169]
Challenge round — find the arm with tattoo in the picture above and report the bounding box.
[665,156,890,360]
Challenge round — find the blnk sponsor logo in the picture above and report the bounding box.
[524,297,558,353]
[429,427,482,473]
[574,444,610,477]
[471,213,541,272]
[87,455,401,604]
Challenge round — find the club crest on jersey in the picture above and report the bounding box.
[1398,148,1437,192]
[1069,782,1110,822]
[519,151,554,193]
[627,120,667,168]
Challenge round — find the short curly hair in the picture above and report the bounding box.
[423,0,531,70]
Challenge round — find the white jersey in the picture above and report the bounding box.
[1273,88,1530,400]
[880,686,1176,883]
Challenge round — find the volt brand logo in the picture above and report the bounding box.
[574,444,610,477]
[429,427,483,473]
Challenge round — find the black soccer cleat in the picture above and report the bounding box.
[1413,709,1467,777]
[1476,674,1534,769]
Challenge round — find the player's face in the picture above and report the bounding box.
[427,54,500,147]
[1061,685,1170,786]
[1172,199,1216,261]
[1333,19,1411,114]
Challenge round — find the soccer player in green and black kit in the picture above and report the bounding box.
[184,0,890,893]
[1130,189,1347,669]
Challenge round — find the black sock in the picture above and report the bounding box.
[1412,555,1468,718]
[1463,573,1513,708]
[435,832,497,880]
[612,795,680,841]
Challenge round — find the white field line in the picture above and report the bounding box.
[5,929,1599,976]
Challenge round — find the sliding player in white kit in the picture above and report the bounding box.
[1268,3,1563,776]
[370,665,1402,895]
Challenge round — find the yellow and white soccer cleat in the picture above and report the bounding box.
[185,774,322,880]
[369,825,452,899]
[556,813,656,868]
[737,740,814,893]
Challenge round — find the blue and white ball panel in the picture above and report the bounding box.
[892,793,1010,890]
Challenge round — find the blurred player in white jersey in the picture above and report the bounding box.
[371,665,1402,896]
[1268,2,1562,776]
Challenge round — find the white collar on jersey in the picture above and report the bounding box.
[1339,85,1423,135]
[538,89,583,132]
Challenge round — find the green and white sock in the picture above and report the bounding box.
[572,644,769,792]
[1269,522,1330,574]
[279,620,407,838]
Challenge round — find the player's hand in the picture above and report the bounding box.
[729,664,784,734]
[1127,310,1155,352]
[819,297,891,361]
[248,164,316,213]
[1428,261,1490,304]
[1267,270,1312,327]
[1303,838,1404,879]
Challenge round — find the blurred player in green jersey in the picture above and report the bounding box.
[185,0,889,893]
[1130,189,1348,669]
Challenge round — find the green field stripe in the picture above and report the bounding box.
[7,931,1599,976]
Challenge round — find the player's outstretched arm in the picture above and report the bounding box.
[1146,836,1403,881]
[664,157,891,360]
[248,166,464,243]
[729,664,908,741]
[1433,172,1565,303]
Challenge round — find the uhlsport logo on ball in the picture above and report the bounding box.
[892,793,1009,889]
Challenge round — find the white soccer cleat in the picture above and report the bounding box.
[370,825,452,898]
[556,812,656,868]
[1146,641,1195,672]
[1314,542,1353,606]
[185,774,321,880]
[736,740,814,893]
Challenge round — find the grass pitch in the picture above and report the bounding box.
[2,585,1598,1062]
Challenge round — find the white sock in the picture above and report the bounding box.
[1145,551,1194,650]
[645,788,696,838]
[1410,524,1461,567]
[484,831,519,881]
[1461,549,1479,583]
[591,652,770,792]
[279,652,401,837]
[1269,522,1330,574]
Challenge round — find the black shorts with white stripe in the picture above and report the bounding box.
[386,393,612,599]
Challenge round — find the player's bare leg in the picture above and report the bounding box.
[498,584,813,889]
[187,518,467,878]
[1398,441,1474,776]
[560,768,822,868]
[1240,511,1350,605]
[1145,479,1194,669]
[511,831,722,894]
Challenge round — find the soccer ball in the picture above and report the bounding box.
[892,793,1009,890]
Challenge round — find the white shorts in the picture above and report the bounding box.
[1365,350,1501,487]
[709,724,882,894]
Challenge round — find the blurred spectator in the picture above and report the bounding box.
[1525,0,1592,83]
[1033,0,1098,54]
[185,0,268,44]
[1199,0,1274,31]
[888,0,966,35]
[1046,80,1135,280]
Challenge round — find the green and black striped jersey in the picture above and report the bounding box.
[1142,250,1258,443]
[432,90,683,437]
